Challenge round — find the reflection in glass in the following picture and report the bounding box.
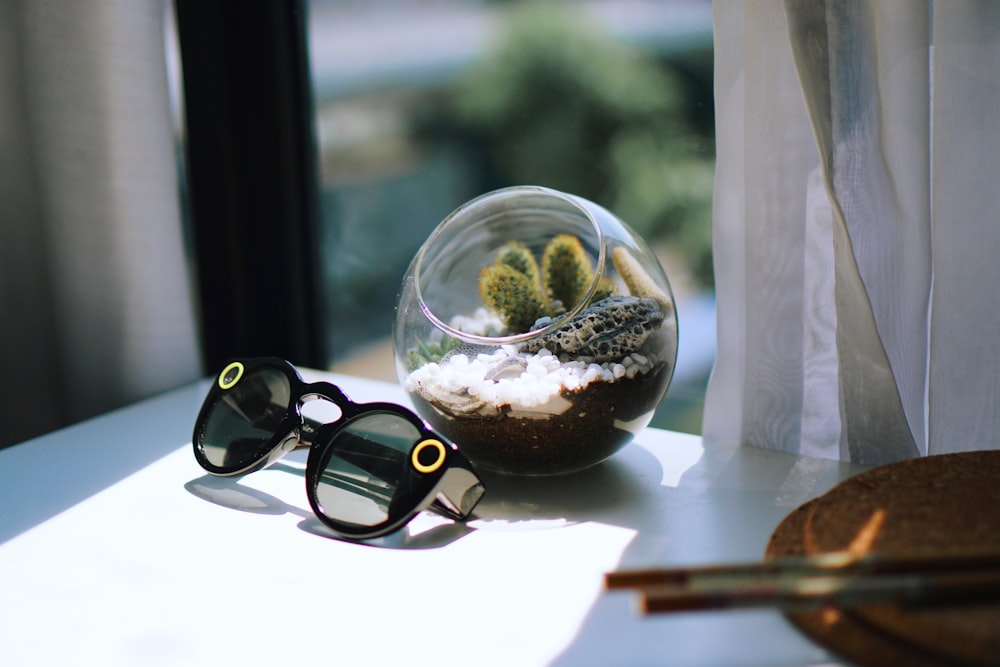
[315,413,420,527]
[200,369,292,468]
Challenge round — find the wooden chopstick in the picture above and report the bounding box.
[642,570,1000,613]
[605,550,1000,614]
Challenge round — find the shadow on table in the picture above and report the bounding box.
[184,441,666,551]
[534,437,864,667]
[472,448,661,527]
[184,465,476,550]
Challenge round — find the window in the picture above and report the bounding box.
[172,0,716,435]
[309,1,715,433]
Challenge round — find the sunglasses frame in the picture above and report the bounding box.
[192,358,484,540]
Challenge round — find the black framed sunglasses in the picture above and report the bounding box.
[192,358,485,540]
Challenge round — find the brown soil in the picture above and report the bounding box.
[409,362,672,476]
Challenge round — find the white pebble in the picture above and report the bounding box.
[405,336,662,412]
[521,371,539,384]
[479,383,497,403]
[526,362,548,379]
[543,359,561,372]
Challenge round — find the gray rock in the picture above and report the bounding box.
[519,296,664,363]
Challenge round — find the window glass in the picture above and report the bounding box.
[308,0,714,434]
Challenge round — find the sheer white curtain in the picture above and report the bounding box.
[704,0,1000,464]
[0,0,201,446]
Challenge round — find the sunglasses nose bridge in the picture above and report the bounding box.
[297,391,346,443]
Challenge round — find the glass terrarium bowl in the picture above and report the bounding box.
[393,186,678,476]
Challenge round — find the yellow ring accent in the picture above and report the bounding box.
[411,439,446,474]
[218,362,245,390]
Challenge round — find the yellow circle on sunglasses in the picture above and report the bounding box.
[218,362,245,390]
[411,438,446,474]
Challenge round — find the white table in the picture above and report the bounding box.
[0,371,866,666]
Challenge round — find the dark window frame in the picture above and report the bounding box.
[175,0,324,371]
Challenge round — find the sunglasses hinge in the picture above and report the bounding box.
[433,491,462,518]
[431,467,486,521]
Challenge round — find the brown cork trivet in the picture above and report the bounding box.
[767,499,951,667]
[767,451,1000,667]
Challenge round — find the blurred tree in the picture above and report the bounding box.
[447,3,715,287]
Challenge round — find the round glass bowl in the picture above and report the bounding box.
[393,186,678,476]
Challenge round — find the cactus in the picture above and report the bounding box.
[611,246,672,310]
[478,234,617,334]
[541,234,592,311]
[407,335,461,371]
[478,264,548,333]
[496,241,541,288]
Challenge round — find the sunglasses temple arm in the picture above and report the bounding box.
[329,439,480,518]
[429,457,485,522]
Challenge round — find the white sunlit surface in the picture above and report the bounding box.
[0,372,862,667]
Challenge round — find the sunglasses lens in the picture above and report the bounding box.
[314,413,434,530]
[199,367,292,469]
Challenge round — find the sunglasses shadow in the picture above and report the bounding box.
[297,516,476,550]
[184,466,477,550]
[184,474,312,519]
[471,447,661,526]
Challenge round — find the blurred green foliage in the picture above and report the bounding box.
[447,3,715,287]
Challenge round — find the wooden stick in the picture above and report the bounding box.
[606,550,1000,589]
[604,550,1000,614]
[642,570,1000,614]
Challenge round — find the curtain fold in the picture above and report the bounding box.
[0,0,201,446]
[929,1,1000,454]
[705,0,999,462]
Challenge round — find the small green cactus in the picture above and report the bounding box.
[407,335,460,371]
[541,234,592,311]
[478,264,548,333]
[477,234,616,334]
[496,241,541,289]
